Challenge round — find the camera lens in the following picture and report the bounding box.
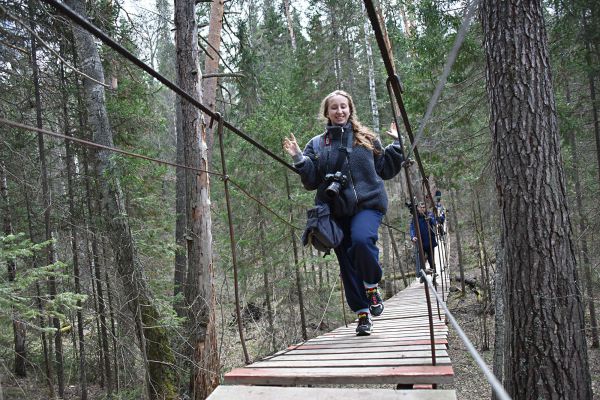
[325,182,341,198]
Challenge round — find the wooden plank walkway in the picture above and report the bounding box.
[209,386,457,399]
[210,274,454,399]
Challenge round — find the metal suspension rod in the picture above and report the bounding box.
[41,0,296,173]
[384,78,437,365]
[217,113,250,364]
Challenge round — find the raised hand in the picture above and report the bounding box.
[283,133,302,157]
[385,122,399,140]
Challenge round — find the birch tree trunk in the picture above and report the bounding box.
[361,1,380,133]
[174,0,220,397]
[481,1,593,397]
[65,0,177,397]
[283,0,297,51]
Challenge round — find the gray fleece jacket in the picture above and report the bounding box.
[293,123,404,217]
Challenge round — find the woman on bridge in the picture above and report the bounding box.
[283,90,404,336]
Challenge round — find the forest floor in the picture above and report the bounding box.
[442,276,600,399]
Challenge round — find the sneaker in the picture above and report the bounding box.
[366,287,384,317]
[356,312,372,336]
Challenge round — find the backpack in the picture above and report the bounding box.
[301,203,343,254]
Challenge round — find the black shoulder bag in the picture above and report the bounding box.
[301,127,351,254]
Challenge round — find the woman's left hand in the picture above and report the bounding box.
[385,122,399,140]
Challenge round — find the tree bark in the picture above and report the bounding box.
[471,200,489,351]
[565,86,599,348]
[66,0,178,397]
[60,49,88,399]
[1,162,27,378]
[202,0,225,167]
[361,1,380,133]
[28,0,64,394]
[283,0,297,51]
[23,170,53,396]
[491,237,505,400]
[174,0,220,397]
[449,190,465,294]
[258,206,276,351]
[82,142,111,396]
[481,1,593,398]
[385,216,407,288]
[285,173,307,340]
[174,95,187,318]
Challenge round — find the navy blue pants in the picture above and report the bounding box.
[334,209,383,312]
[414,244,435,277]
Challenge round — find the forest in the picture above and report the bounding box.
[1,0,599,399]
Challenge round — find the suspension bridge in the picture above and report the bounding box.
[210,273,456,399]
[3,0,514,399]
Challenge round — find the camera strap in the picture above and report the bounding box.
[324,126,353,176]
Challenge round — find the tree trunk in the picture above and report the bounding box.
[174,98,186,318]
[285,173,307,340]
[23,172,53,395]
[202,0,225,167]
[471,202,489,351]
[60,49,88,400]
[491,237,505,400]
[481,1,593,397]
[583,14,600,190]
[565,86,599,348]
[174,0,220,397]
[385,218,407,288]
[258,206,276,351]
[66,0,178,397]
[82,151,111,396]
[28,0,64,394]
[449,190,465,294]
[361,1,380,133]
[283,0,297,51]
[1,162,27,378]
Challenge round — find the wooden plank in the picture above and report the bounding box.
[283,344,448,355]
[261,349,449,361]
[288,338,448,350]
[313,326,446,336]
[248,357,451,368]
[309,327,447,336]
[223,365,454,385]
[208,386,457,400]
[328,320,447,330]
[302,334,447,346]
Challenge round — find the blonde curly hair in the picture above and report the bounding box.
[319,90,380,154]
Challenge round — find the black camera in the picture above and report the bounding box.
[324,171,348,198]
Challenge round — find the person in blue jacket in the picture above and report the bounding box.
[283,90,404,336]
[410,201,444,281]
